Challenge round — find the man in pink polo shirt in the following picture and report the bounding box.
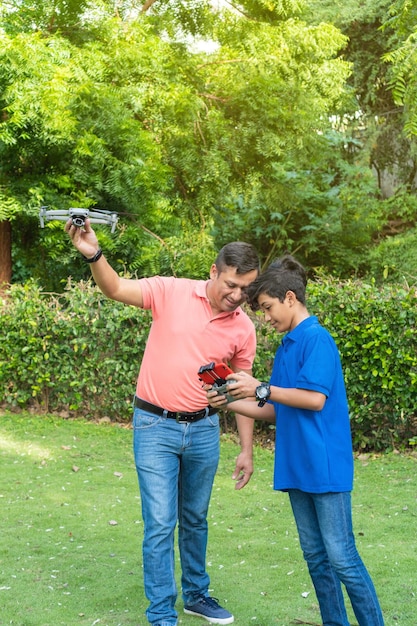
[65,219,260,626]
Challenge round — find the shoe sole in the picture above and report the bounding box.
[183,608,234,625]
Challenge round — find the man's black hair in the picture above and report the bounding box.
[214,242,260,275]
[247,255,307,309]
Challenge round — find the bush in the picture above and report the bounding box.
[0,279,150,420]
[1,277,416,450]
[366,227,417,284]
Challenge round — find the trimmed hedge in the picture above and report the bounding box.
[0,280,150,420]
[1,277,416,450]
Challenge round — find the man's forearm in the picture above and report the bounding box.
[235,413,254,452]
[90,255,144,307]
[90,254,122,299]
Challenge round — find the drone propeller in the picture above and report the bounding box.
[39,206,119,233]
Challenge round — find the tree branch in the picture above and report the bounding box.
[141,0,158,12]
[198,92,229,103]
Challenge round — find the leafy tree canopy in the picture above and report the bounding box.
[383,0,417,137]
[0,0,356,288]
[5,1,416,287]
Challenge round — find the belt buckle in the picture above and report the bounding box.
[176,413,189,424]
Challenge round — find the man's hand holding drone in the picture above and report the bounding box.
[39,206,118,262]
[64,217,100,259]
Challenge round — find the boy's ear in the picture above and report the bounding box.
[286,290,297,305]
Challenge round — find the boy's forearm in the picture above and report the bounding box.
[229,399,276,423]
[269,386,325,411]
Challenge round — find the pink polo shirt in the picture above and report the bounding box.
[135,276,256,412]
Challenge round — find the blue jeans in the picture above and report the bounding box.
[288,490,384,626]
[133,407,220,625]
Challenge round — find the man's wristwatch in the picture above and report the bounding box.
[83,248,103,263]
[255,382,271,407]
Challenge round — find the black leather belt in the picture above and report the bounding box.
[134,396,217,423]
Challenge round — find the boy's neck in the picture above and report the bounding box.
[290,305,310,331]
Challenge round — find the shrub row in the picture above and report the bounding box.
[0,280,150,421]
[1,278,416,451]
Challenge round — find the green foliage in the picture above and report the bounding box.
[1,277,416,451]
[0,279,151,418]
[199,16,351,262]
[303,0,417,258]
[367,227,417,284]
[305,0,395,110]
[3,0,417,290]
[311,148,385,276]
[382,0,417,137]
[360,191,417,283]
[225,0,304,22]
[0,186,21,220]
[384,28,417,137]
[144,0,217,38]
[0,0,93,37]
[1,2,355,288]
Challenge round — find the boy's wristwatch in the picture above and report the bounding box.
[255,383,271,407]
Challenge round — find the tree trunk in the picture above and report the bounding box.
[0,220,12,289]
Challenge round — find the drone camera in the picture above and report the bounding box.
[69,208,89,228]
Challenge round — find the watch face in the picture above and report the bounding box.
[256,384,270,399]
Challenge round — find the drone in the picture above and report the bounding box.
[39,206,119,233]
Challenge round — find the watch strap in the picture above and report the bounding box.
[83,248,103,263]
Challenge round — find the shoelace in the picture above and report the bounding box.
[197,596,221,608]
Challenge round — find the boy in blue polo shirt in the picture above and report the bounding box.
[209,255,384,626]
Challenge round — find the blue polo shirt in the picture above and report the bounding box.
[270,316,354,493]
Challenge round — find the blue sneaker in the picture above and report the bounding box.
[184,596,234,624]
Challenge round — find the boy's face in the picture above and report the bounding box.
[257,291,294,333]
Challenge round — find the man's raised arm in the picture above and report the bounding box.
[65,219,144,308]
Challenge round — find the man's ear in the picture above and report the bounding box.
[209,263,218,279]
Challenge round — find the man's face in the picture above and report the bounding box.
[207,264,258,314]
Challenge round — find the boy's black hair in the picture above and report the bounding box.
[214,242,260,275]
[247,255,307,310]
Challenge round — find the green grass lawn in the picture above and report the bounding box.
[0,411,416,626]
